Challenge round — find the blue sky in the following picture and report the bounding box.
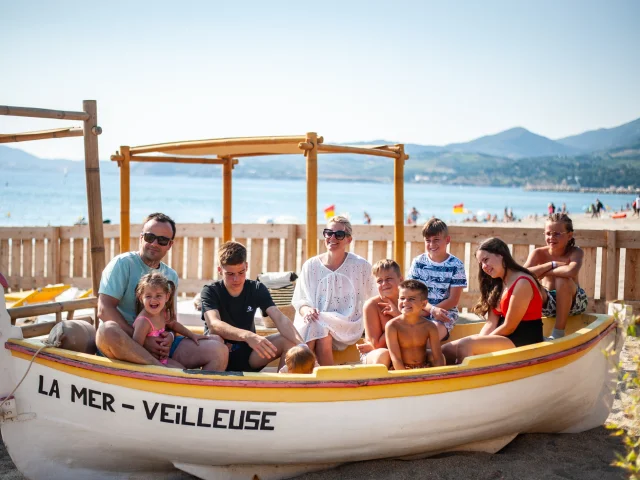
[1,0,639,160]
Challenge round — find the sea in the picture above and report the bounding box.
[0,169,635,227]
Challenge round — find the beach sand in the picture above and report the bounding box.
[454,212,640,231]
[1,335,638,480]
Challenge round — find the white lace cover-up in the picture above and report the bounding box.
[292,253,377,350]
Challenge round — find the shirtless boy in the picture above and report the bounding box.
[385,280,444,370]
[357,259,403,367]
[524,213,586,339]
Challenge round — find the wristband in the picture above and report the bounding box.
[551,261,557,269]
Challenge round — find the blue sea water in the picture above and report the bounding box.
[0,169,635,227]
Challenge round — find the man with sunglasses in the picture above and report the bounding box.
[96,212,228,370]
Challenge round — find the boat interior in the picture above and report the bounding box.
[5,312,616,383]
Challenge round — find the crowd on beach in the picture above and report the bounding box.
[94,210,587,372]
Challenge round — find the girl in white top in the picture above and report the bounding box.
[293,216,377,365]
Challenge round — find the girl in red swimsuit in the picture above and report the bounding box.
[443,238,544,364]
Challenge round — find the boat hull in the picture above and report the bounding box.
[1,324,620,479]
[0,280,627,480]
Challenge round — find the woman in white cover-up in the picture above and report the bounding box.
[293,216,377,365]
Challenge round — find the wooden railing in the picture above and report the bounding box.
[1,224,638,313]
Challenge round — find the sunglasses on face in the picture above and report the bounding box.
[323,229,349,241]
[142,232,172,246]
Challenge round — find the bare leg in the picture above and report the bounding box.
[314,335,334,366]
[456,335,515,363]
[430,321,448,341]
[166,358,185,369]
[248,333,296,371]
[96,321,163,366]
[553,277,578,331]
[540,288,548,308]
[366,348,390,367]
[171,337,229,371]
[426,349,446,366]
[441,340,459,365]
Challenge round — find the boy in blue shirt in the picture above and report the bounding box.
[408,218,467,341]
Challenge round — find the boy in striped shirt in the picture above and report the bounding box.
[408,218,467,341]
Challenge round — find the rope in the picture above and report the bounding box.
[0,343,50,416]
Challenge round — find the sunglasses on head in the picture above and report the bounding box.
[142,232,172,246]
[323,229,349,240]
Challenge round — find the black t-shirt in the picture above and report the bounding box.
[200,280,275,342]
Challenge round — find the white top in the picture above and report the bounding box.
[292,253,377,350]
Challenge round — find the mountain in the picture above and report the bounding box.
[444,127,581,159]
[556,117,640,152]
[0,145,116,174]
[3,118,639,188]
[343,140,445,156]
[0,145,43,164]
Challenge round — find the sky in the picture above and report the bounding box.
[1,0,639,160]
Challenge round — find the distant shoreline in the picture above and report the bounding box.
[524,184,640,195]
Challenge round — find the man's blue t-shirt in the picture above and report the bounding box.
[98,251,179,325]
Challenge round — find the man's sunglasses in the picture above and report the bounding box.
[323,229,349,241]
[142,232,172,246]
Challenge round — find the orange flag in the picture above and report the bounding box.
[324,204,336,220]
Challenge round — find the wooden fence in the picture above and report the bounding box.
[1,224,638,313]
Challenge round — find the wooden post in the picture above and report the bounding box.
[51,227,60,284]
[306,132,318,259]
[82,100,105,297]
[605,230,618,303]
[394,145,406,272]
[119,146,131,252]
[222,157,233,242]
[285,224,297,272]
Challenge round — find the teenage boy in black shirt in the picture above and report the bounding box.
[201,241,304,372]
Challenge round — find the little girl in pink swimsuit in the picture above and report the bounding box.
[133,272,205,368]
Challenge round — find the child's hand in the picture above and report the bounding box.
[188,334,209,346]
[357,341,374,354]
[378,297,400,318]
[144,333,172,359]
[431,307,451,323]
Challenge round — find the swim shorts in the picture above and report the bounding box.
[96,335,184,359]
[542,287,588,318]
[226,342,262,372]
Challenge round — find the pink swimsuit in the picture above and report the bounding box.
[134,313,168,365]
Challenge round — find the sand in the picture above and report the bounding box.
[1,335,638,480]
[454,212,640,231]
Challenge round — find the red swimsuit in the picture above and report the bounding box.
[492,276,544,347]
[493,276,543,320]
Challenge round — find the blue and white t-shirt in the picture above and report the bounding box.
[408,253,467,329]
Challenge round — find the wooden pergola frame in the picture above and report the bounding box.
[110,133,409,271]
[0,102,105,294]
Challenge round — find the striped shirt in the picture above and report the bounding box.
[408,253,467,326]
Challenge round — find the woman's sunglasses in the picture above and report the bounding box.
[142,232,172,246]
[323,229,349,241]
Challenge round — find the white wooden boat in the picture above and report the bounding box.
[0,280,628,480]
